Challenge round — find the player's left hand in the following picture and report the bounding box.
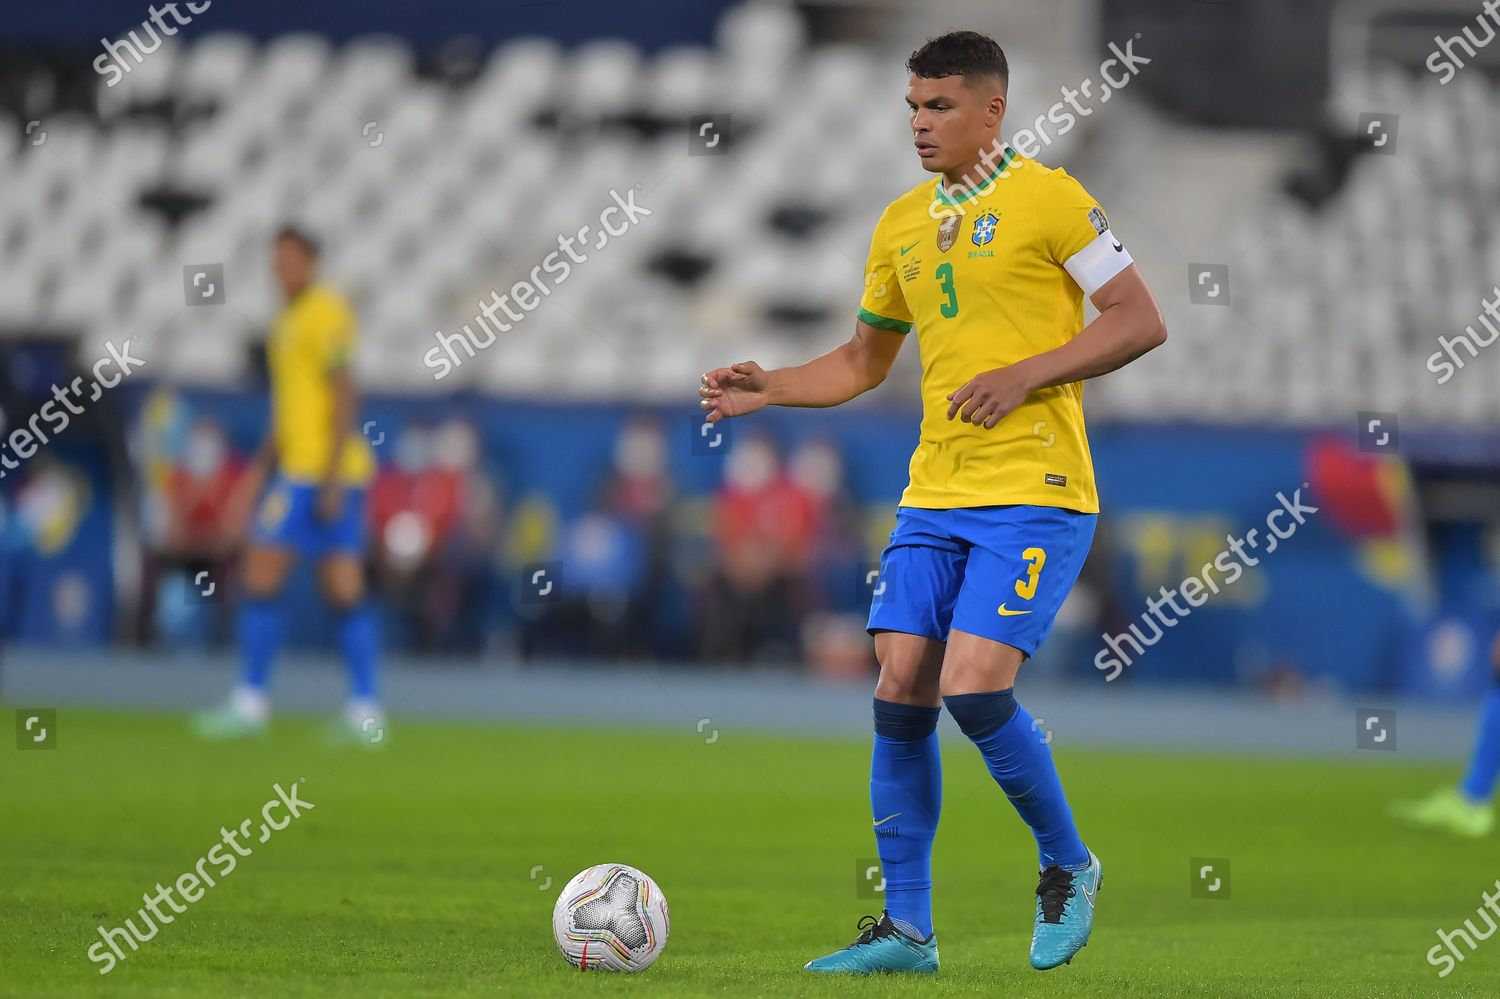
[946,364,1035,428]
[316,481,344,524]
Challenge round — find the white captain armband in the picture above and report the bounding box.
[1062,229,1133,296]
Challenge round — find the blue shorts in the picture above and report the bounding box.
[867,505,1096,656]
[250,476,368,555]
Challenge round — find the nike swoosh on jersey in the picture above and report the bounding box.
[873,812,902,827]
[899,242,919,256]
[1111,240,1123,252]
[997,605,1033,616]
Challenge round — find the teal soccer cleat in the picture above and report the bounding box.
[1030,849,1102,970]
[803,912,939,974]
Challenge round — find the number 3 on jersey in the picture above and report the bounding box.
[935,262,959,318]
[1014,547,1047,600]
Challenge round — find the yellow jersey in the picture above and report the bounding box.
[858,147,1131,514]
[267,284,374,485]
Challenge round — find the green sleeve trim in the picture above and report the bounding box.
[857,308,912,334]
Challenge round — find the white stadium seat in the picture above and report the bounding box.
[0,8,1494,423]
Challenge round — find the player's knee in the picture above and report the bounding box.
[937,650,985,697]
[942,689,1019,742]
[243,578,281,601]
[874,661,939,704]
[323,580,365,611]
[938,639,1024,697]
[319,564,365,610]
[938,661,989,698]
[241,553,288,599]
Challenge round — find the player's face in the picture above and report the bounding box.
[273,239,316,298]
[906,74,1005,174]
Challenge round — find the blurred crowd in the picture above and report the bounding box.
[131,391,882,674]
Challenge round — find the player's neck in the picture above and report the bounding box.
[940,139,1011,197]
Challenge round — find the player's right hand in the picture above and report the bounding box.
[699,361,769,423]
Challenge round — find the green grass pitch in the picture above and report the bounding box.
[1,707,1494,996]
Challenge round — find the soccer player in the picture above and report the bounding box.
[1391,630,1500,837]
[192,227,383,745]
[699,32,1165,974]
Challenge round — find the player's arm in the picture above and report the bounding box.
[1020,264,1165,386]
[946,265,1164,427]
[992,262,1166,393]
[315,300,359,522]
[316,365,356,521]
[245,433,277,482]
[702,207,912,422]
[699,319,906,422]
[244,433,277,500]
[226,423,279,541]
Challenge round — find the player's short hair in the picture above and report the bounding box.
[906,31,1008,92]
[274,225,320,258]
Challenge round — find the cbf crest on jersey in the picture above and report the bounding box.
[971,212,999,247]
[937,213,962,252]
[1087,206,1109,234]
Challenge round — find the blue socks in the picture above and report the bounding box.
[237,596,379,702]
[870,698,942,940]
[237,597,285,691]
[1460,676,1500,804]
[337,602,380,701]
[944,689,1088,871]
[868,689,1086,941]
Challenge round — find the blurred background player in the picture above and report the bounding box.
[191,227,382,744]
[700,31,1165,975]
[1392,630,1500,837]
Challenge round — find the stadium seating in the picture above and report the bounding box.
[1,1,1497,422]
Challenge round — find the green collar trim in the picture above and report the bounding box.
[934,146,1017,206]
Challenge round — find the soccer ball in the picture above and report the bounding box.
[552,863,669,972]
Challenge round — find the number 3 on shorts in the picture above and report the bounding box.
[1014,547,1047,601]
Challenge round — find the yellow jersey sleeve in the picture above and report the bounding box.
[1039,169,1133,296]
[856,207,913,333]
[309,293,356,370]
[1040,168,1106,264]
